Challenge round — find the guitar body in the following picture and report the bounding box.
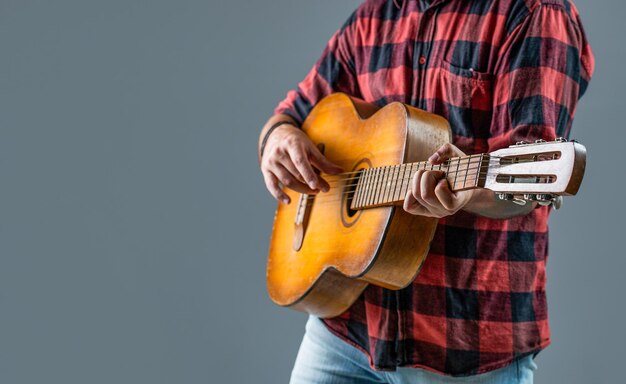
[266,93,451,318]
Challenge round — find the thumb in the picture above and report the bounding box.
[309,147,343,175]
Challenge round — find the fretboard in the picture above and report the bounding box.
[350,154,488,210]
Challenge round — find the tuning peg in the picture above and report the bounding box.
[515,141,528,146]
[497,193,514,201]
[498,193,528,206]
[512,196,527,206]
[535,139,546,143]
[536,194,563,209]
[555,137,567,142]
[523,194,538,201]
[536,194,553,206]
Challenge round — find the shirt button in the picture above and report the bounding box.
[419,56,427,65]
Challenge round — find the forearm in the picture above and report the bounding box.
[258,114,299,163]
[463,188,536,220]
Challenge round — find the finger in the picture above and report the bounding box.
[309,148,343,175]
[434,178,456,211]
[263,171,290,204]
[428,143,465,164]
[403,189,430,216]
[288,147,324,191]
[280,157,306,184]
[273,163,318,194]
[410,170,427,207]
[420,171,445,208]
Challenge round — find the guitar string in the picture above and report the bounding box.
[307,157,506,191]
[316,155,501,182]
[315,155,552,186]
[308,171,491,199]
[295,174,493,207]
[279,155,558,206]
[321,163,489,190]
[294,160,554,206]
[300,159,520,197]
[294,170,495,206]
[323,160,495,188]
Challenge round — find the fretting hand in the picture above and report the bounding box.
[403,143,475,218]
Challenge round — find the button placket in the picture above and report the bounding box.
[413,6,439,109]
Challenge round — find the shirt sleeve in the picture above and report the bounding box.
[273,12,361,125]
[488,2,595,151]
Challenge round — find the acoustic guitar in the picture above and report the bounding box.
[266,93,586,318]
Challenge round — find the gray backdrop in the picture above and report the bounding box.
[1,0,623,383]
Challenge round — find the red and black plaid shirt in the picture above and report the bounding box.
[274,0,594,376]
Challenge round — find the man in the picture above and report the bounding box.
[258,0,594,382]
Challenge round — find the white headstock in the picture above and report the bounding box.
[483,139,586,206]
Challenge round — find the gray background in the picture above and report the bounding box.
[0,0,623,383]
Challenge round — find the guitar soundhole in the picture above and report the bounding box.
[345,170,363,218]
[340,158,371,228]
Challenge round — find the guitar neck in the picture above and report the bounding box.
[350,154,489,210]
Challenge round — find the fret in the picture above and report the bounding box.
[386,165,396,203]
[388,165,397,203]
[363,168,373,207]
[352,170,361,209]
[452,157,460,191]
[372,166,381,205]
[471,154,483,187]
[370,167,383,205]
[384,165,392,204]
[368,167,379,206]
[481,154,488,186]
[366,168,374,206]
[470,157,480,187]
[394,164,405,201]
[355,169,367,208]
[380,166,391,204]
[362,168,376,206]
[386,166,395,204]
[399,163,409,202]
[473,154,482,188]
[406,162,422,193]
[462,155,471,189]
[391,165,401,202]
[380,166,389,204]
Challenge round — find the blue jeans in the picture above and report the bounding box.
[290,316,537,384]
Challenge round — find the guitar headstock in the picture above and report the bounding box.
[483,138,586,207]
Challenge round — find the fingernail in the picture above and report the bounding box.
[322,185,329,193]
[282,197,290,204]
[429,153,440,163]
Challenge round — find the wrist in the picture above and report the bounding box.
[463,188,535,219]
[259,121,299,163]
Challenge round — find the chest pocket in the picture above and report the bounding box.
[427,55,494,155]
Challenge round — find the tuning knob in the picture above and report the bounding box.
[523,194,538,201]
[497,193,514,201]
[535,139,546,143]
[516,141,528,146]
[512,196,527,206]
[536,194,553,206]
[555,137,567,142]
[534,194,563,210]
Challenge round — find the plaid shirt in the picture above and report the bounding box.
[274,0,594,376]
